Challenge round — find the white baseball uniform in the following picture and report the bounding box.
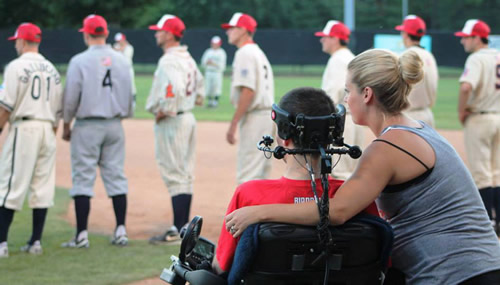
[321,47,364,180]
[201,47,226,97]
[0,52,63,210]
[117,43,137,96]
[460,48,500,189]
[231,43,275,185]
[402,46,439,127]
[146,45,204,196]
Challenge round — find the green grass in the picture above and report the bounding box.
[0,66,464,129]
[0,189,178,285]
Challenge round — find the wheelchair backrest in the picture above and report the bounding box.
[228,214,393,285]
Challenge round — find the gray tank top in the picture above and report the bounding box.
[376,123,500,284]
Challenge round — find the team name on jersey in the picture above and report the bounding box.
[20,62,61,84]
[294,197,317,204]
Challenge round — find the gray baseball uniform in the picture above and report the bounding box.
[201,47,226,97]
[63,44,134,198]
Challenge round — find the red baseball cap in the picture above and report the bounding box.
[149,14,185,37]
[314,20,350,41]
[8,23,42,42]
[221,13,257,33]
[455,19,490,38]
[395,15,426,36]
[79,14,108,36]
[114,33,126,42]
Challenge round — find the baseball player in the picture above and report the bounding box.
[316,20,364,180]
[396,15,439,127]
[200,35,227,108]
[456,19,500,233]
[113,32,137,97]
[0,23,63,257]
[222,12,275,185]
[61,14,134,248]
[146,15,204,244]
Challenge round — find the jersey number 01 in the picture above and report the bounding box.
[31,75,51,101]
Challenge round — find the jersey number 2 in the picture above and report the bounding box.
[102,69,112,89]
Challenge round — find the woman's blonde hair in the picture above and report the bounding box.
[347,49,423,114]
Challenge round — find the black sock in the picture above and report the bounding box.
[479,187,494,220]
[0,207,15,243]
[214,95,220,102]
[171,194,192,230]
[112,194,127,227]
[493,187,500,224]
[29,208,48,244]
[74,195,90,237]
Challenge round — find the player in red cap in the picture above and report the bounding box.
[113,33,136,97]
[62,14,134,248]
[200,36,227,108]
[456,19,500,235]
[395,15,439,128]
[0,22,63,257]
[222,12,275,185]
[315,20,365,181]
[146,14,205,244]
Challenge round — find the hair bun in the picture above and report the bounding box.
[398,50,423,85]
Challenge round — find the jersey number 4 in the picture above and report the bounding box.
[102,69,113,89]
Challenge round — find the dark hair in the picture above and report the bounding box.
[278,87,336,147]
[89,34,107,39]
[481,37,489,44]
[339,39,348,46]
[174,34,183,42]
[408,34,422,42]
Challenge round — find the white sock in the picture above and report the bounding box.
[77,230,88,241]
[0,241,7,248]
[115,225,127,237]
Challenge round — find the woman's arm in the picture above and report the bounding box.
[225,142,394,237]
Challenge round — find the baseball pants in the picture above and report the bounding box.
[332,113,365,180]
[204,71,223,97]
[0,120,56,210]
[69,118,128,197]
[464,114,500,189]
[154,112,196,197]
[237,109,275,185]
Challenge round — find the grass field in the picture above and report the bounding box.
[135,71,462,130]
[0,189,178,285]
[0,66,463,129]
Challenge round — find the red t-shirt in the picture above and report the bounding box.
[215,176,379,272]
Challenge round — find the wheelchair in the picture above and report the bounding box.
[160,213,393,285]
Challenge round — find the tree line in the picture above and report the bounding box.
[0,0,498,32]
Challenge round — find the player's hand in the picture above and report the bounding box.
[62,127,71,141]
[155,111,167,122]
[226,123,237,145]
[225,206,261,238]
[459,109,471,125]
[195,95,204,106]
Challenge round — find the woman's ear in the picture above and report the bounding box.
[363,87,374,104]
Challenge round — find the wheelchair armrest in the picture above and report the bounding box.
[173,263,227,285]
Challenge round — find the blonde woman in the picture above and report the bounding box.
[225,49,500,284]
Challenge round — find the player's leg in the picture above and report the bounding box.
[63,120,102,248]
[0,122,42,256]
[465,115,495,224]
[236,110,274,185]
[212,72,223,108]
[150,115,195,244]
[24,122,56,254]
[491,117,500,234]
[98,119,128,246]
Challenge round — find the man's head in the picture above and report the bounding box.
[221,13,257,47]
[395,15,426,47]
[274,87,336,149]
[455,19,490,53]
[114,32,126,43]
[314,20,350,55]
[149,14,185,49]
[211,35,222,49]
[79,14,109,46]
[8,23,41,56]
